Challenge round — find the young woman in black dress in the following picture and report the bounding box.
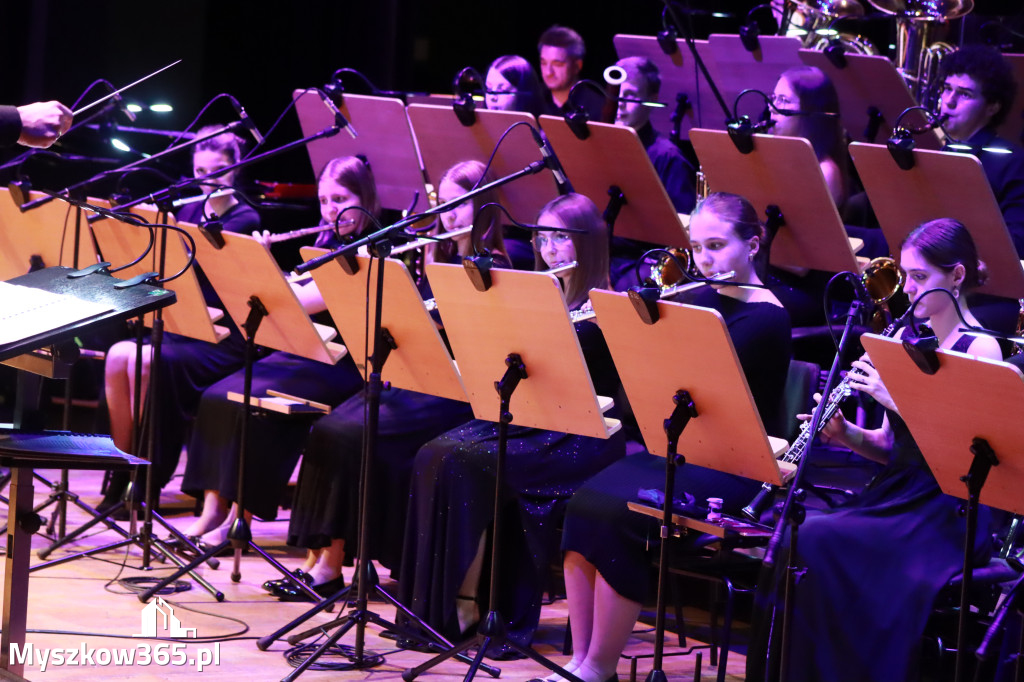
[551,192,792,682]
[266,159,503,600]
[100,127,258,510]
[748,217,1001,682]
[178,156,375,542]
[398,192,627,651]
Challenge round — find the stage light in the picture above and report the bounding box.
[150,103,173,113]
[111,138,131,152]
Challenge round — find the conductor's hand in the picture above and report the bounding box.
[797,393,847,444]
[17,101,73,148]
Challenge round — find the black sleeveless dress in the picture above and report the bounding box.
[747,334,994,682]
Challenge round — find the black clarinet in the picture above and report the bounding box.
[741,311,910,521]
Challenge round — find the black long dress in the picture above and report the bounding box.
[747,336,994,682]
[560,289,792,605]
[397,317,627,648]
[286,253,511,568]
[287,387,474,570]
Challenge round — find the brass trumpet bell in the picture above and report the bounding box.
[649,248,693,289]
[862,256,905,303]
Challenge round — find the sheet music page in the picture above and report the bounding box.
[0,282,114,345]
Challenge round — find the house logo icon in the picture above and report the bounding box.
[133,596,197,638]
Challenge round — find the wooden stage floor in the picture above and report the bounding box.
[1,466,749,681]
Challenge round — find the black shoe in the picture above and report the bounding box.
[262,569,312,594]
[274,574,347,602]
[161,535,200,558]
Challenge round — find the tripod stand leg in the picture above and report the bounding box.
[281,617,360,682]
[36,500,128,559]
[258,586,353,649]
[403,635,481,681]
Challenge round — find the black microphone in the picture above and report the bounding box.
[229,97,264,145]
[318,90,358,139]
[887,110,948,170]
[846,271,875,311]
[529,127,574,196]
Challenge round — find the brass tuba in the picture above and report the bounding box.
[786,0,880,56]
[867,0,973,103]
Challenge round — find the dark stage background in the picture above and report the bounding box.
[0,0,1020,187]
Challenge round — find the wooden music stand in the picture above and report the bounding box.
[0,265,173,677]
[590,289,787,482]
[861,334,1024,682]
[294,90,429,214]
[90,208,231,344]
[589,288,787,680]
[134,223,348,603]
[250,251,494,678]
[299,248,468,401]
[406,104,557,223]
[175,223,345,364]
[424,264,619,436]
[690,128,860,273]
[613,35,726,138]
[849,142,1024,299]
[697,35,804,117]
[798,50,942,149]
[0,187,99,281]
[538,116,690,246]
[405,263,618,681]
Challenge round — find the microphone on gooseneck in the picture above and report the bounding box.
[228,97,264,145]
[529,127,574,196]
[318,90,359,139]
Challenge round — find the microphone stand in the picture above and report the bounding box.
[18,114,344,215]
[762,298,866,682]
[16,123,239,212]
[259,153,564,681]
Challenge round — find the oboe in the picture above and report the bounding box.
[741,310,910,521]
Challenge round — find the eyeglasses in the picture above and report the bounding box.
[770,93,796,108]
[939,83,981,102]
[534,232,572,248]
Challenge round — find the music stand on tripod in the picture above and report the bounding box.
[252,250,501,679]
[689,128,861,273]
[798,50,941,148]
[137,224,348,604]
[21,217,226,600]
[849,142,1024,300]
[294,90,430,215]
[407,104,556,222]
[539,115,689,246]
[588,289,788,682]
[404,263,622,682]
[861,334,1024,682]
